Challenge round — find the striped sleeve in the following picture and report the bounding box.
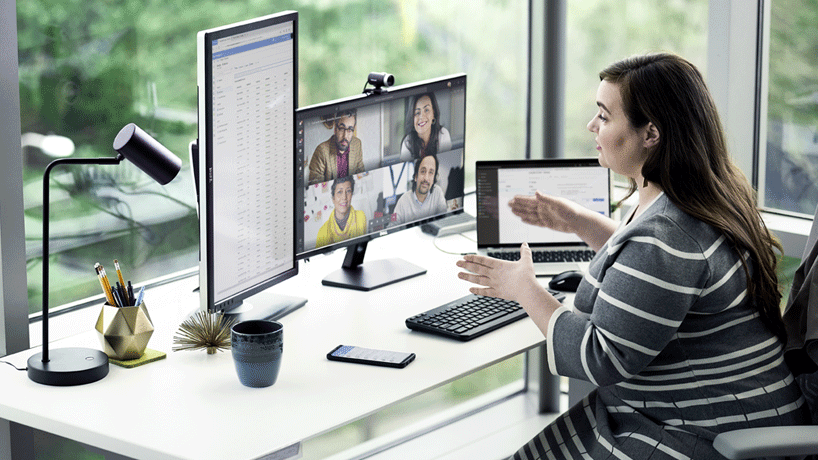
[549,213,716,386]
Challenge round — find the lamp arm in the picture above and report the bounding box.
[40,154,124,363]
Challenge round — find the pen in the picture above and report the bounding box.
[135,286,145,306]
[115,282,125,306]
[112,288,124,308]
[114,259,130,305]
[127,281,134,306]
[95,263,116,305]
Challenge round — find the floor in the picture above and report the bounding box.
[324,390,564,460]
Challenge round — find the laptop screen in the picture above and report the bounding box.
[476,158,610,249]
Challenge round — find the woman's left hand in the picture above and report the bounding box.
[456,242,538,302]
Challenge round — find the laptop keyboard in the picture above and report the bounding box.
[488,249,596,263]
[405,291,565,341]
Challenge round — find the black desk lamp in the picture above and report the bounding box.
[27,123,182,386]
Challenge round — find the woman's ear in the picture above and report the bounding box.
[642,122,660,149]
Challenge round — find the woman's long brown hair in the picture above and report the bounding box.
[600,53,786,341]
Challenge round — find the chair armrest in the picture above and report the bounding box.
[713,426,818,459]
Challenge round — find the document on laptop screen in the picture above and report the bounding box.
[477,160,610,248]
[497,166,608,243]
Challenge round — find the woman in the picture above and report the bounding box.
[400,92,452,159]
[457,53,810,459]
[316,175,367,247]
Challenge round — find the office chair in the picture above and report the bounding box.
[713,204,818,460]
[712,371,818,459]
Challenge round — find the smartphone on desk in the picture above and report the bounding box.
[327,345,415,369]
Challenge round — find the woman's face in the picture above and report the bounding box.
[587,80,651,180]
[413,95,435,140]
[332,181,353,217]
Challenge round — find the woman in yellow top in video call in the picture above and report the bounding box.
[316,175,367,247]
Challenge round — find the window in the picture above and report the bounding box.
[563,0,709,161]
[16,0,530,315]
[9,1,716,458]
[15,1,530,457]
[760,0,818,216]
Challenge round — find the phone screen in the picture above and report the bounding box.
[330,345,413,364]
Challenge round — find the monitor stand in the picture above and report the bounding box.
[322,242,426,291]
[188,286,306,322]
[218,291,307,323]
[187,288,307,323]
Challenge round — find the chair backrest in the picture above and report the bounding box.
[784,202,818,427]
[795,371,818,425]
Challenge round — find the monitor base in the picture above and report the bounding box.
[223,292,308,322]
[322,258,426,291]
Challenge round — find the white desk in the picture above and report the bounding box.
[0,227,554,460]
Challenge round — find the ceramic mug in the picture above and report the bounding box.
[230,320,283,388]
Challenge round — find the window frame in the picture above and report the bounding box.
[708,0,811,257]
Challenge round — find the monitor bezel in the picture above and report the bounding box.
[295,73,467,261]
[197,11,299,314]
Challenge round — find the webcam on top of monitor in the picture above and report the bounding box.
[364,71,394,95]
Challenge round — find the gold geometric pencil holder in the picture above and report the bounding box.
[95,302,154,361]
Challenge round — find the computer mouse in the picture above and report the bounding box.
[548,270,584,292]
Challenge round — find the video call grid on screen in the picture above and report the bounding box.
[476,159,610,247]
[295,75,467,256]
[203,16,297,302]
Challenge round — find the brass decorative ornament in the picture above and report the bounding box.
[173,311,235,354]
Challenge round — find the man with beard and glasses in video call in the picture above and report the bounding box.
[392,154,447,225]
[308,109,365,185]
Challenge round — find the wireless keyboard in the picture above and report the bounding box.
[405,291,565,341]
[488,249,595,263]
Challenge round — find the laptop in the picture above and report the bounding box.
[475,158,611,276]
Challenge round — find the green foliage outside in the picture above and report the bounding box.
[562,0,708,159]
[16,1,529,456]
[764,0,818,214]
[16,0,529,313]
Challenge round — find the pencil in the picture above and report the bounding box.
[95,263,116,305]
[114,259,129,305]
[98,264,116,306]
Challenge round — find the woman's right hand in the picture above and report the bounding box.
[509,191,585,234]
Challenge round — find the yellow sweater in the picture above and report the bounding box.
[316,207,367,248]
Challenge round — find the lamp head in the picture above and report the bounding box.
[113,123,182,185]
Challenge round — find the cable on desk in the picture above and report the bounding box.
[432,232,477,256]
[0,360,27,372]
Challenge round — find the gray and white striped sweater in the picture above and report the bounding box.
[516,192,809,460]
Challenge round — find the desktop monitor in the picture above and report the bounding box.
[196,11,305,321]
[296,74,467,290]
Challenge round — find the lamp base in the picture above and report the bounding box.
[27,348,109,386]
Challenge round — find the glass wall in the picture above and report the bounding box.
[13,1,713,458]
[563,0,708,166]
[15,0,711,314]
[16,1,530,457]
[17,0,529,315]
[761,0,818,216]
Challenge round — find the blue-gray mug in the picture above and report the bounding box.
[231,320,283,388]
